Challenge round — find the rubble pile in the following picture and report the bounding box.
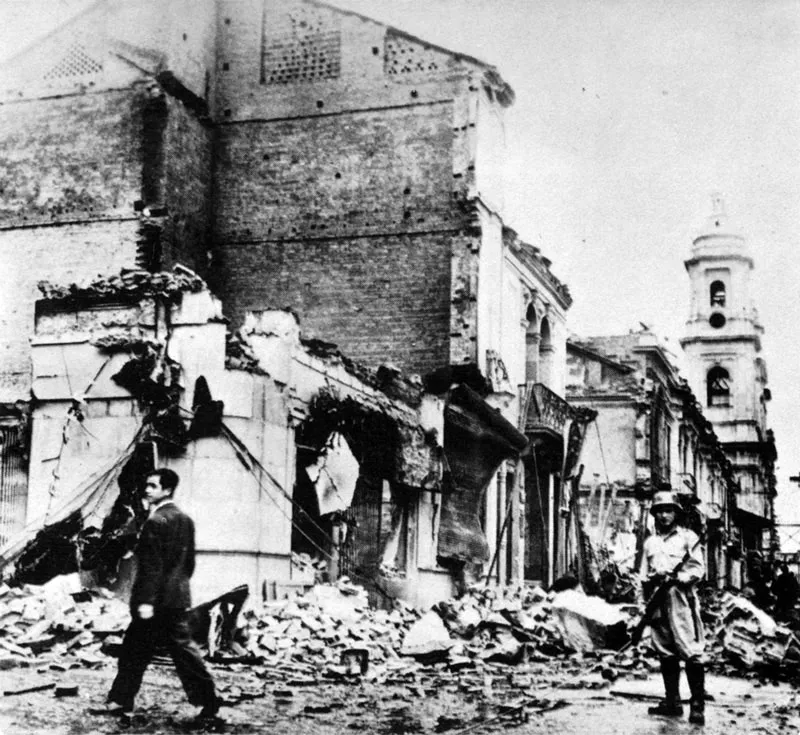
[707,592,800,676]
[0,575,129,670]
[3,571,799,689]
[37,266,207,303]
[236,580,640,682]
[237,579,420,679]
[432,584,568,663]
[289,552,328,586]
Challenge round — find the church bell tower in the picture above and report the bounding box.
[680,194,775,553]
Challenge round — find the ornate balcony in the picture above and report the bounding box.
[519,382,573,438]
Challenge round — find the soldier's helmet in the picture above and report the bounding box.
[649,490,681,515]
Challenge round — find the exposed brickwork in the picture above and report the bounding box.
[214,103,457,243]
[0,221,141,402]
[215,0,472,123]
[0,0,514,395]
[0,89,144,226]
[218,233,452,376]
[213,98,470,375]
[209,1,497,376]
[0,73,218,401]
[160,96,214,274]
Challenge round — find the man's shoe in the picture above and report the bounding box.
[89,702,134,717]
[188,709,225,732]
[647,700,684,717]
[196,697,221,719]
[688,702,705,725]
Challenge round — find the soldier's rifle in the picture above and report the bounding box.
[619,537,702,654]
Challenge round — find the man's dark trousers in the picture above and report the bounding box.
[108,610,216,710]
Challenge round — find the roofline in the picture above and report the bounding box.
[566,339,635,374]
[312,0,514,105]
[312,0,498,71]
[0,0,108,70]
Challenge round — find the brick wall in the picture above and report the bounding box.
[0,221,141,402]
[0,89,143,226]
[219,233,451,375]
[209,0,495,375]
[161,96,214,274]
[213,99,467,375]
[214,104,456,242]
[0,88,150,402]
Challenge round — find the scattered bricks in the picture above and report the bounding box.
[19,636,57,655]
[401,611,454,658]
[300,614,323,633]
[0,639,33,657]
[21,600,46,622]
[341,648,369,675]
[550,589,628,652]
[54,683,79,697]
[76,652,105,668]
[17,619,51,643]
[91,612,127,635]
[66,631,95,651]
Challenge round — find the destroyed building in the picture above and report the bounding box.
[565,199,778,594]
[0,0,576,604]
[6,271,456,607]
[566,329,739,591]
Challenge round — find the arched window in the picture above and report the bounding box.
[538,317,553,387]
[524,304,539,382]
[710,281,726,307]
[707,366,731,407]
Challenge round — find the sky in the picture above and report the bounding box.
[330,0,800,549]
[1,0,799,544]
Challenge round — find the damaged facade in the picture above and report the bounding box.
[12,272,454,607]
[566,329,738,593]
[0,0,574,604]
[566,199,777,593]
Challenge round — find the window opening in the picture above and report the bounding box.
[710,280,726,307]
[707,366,731,407]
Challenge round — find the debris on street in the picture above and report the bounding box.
[709,592,800,672]
[2,567,800,732]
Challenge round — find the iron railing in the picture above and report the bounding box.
[519,383,573,437]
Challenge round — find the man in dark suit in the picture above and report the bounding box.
[92,468,221,725]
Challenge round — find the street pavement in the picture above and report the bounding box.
[0,665,797,734]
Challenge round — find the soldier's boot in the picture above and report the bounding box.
[648,657,683,717]
[686,660,706,725]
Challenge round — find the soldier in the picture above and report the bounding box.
[639,491,706,725]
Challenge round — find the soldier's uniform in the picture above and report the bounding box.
[639,491,706,725]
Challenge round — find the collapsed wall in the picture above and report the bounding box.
[3,268,505,610]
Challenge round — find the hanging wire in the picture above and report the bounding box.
[0,426,144,569]
[219,424,340,566]
[43,356,114,522]
[218,421,397,598]
[595,420,616,540]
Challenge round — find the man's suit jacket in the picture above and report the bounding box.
[130,501,195,611]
